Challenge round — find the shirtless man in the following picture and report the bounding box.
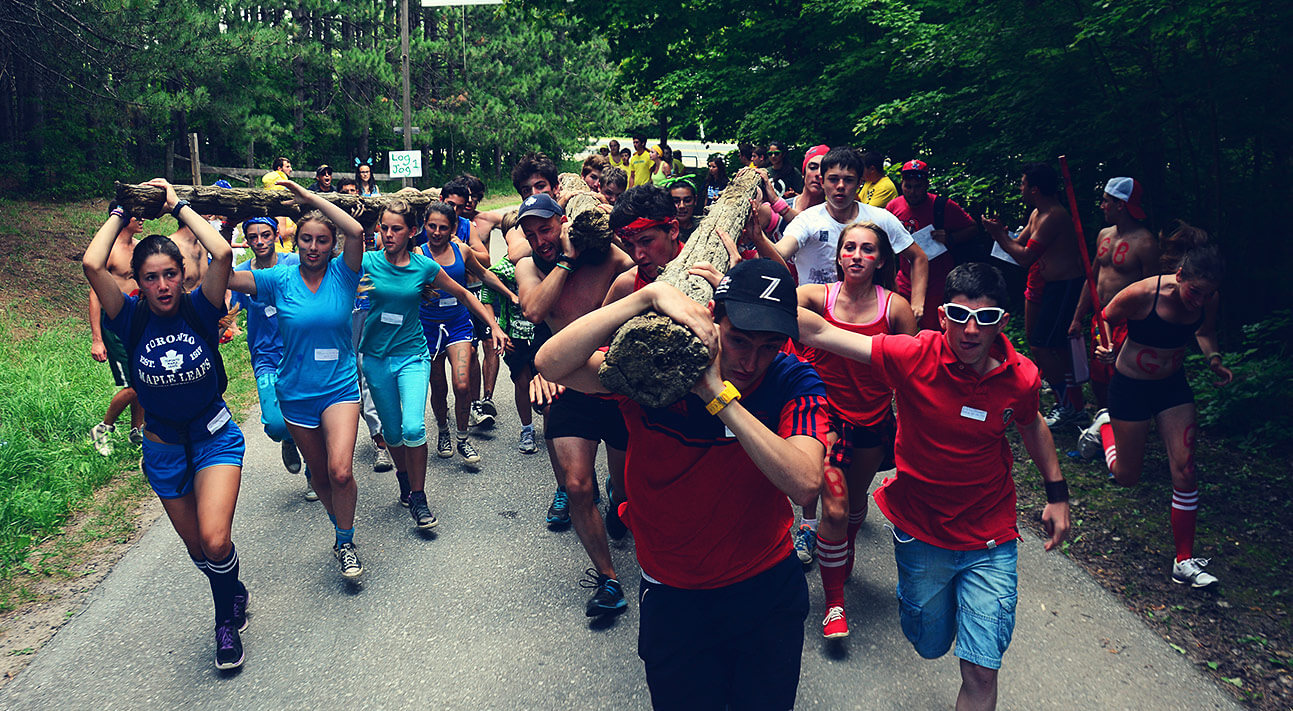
[984,162,1088,428]
[87,202,144,455]
[168,223,209,292]
[1069,177,1159,413]
[514,193,636,618]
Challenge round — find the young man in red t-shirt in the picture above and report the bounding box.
[799,262,1071,711]
[536,259,829,710]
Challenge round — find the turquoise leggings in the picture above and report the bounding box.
[360,352,431,448]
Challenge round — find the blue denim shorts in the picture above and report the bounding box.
[279,382,362,429]
[141,422,245,499]
[891,527,1018,670]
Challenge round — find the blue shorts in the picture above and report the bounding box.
[141,422,246,499]
[279,382,362,429]
[891,527,1018,670]
[421,309,472,360]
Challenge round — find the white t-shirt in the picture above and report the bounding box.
[783,202,914,285]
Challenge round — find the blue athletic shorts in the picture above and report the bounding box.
[141,422,245,499]
[422,309,473,360]
[279,382,362,429]
[891,526,1019,670]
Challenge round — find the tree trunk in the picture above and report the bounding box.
[597,167,762,407]
[113,182,441,230]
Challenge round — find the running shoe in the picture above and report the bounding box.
[437,430,453,458]
[333,542,363,579]
[128,427,144,446]
[214,620,244,670]
[794,524,818,567]
[823,605,849,639]
[1172,557,1219,588]
[89,422,114,457]
[580,569,627,617]
[469,401,496,429]
[479,398,498,418]
[1078,408,1110,460]
[303,468,318,502]
[282,440,302,473]
[396,471,411,507]
[408,491,438,530]
[457,437,481,464]
[605,501,628,540]
[518,428,537,454]
[374,446,394,472]
[546,488,570,526]
[1044,403,1088,429]
[231,585,249,632]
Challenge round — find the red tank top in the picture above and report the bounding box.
[803,283,894,426]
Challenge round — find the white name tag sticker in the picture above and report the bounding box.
[314,348,340,361]
[438,297,458,307]
[206,407,231,434]
[380,311,403,325]
[724,425,736,439]
[263,306,277,317]
[960,405,988,422]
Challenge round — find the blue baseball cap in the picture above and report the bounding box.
[517,193,564,221]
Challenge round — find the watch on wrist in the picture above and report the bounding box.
[555,254,574,265]
[705,380,741,416]
[171,200,191,220]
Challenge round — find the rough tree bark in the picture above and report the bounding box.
[597,167,763,408]
[112,182,440,230]
[555,172,612,256]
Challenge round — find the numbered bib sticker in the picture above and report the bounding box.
[960,405,988,422]
[206,407,231,434]
[263,306,277,317]
[438,297,458,308]
[380,311,403,325]
[314,348,340,361]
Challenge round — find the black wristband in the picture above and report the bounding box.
[555,253,574,264]
[171,200,191,220]
[1044,479,1069,504]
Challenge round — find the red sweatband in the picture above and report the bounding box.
[615,217,674,238]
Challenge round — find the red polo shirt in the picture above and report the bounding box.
[870,329,1041,550]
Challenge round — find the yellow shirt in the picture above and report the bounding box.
[859,176,897,207]
[628,150,654,187]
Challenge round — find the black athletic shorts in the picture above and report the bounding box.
[1107,369,1194,422]
[544,388,629,450]
[502,338,536,382]
[467,284,491,344]
[1028,276,1084,350]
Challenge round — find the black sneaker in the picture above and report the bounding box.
[396,471,411,507]
[231,585,249,632]
[479,398,498,418]
[580,569,628,617]
[605,502,628,540]
[436,430,453,458]
[333,542,363,579]
[546,488,570,526]
[214,620,244,670]
[281,440,302,474]
[469,401,496,429]
[408,491,438,530]
[457,437,481,464]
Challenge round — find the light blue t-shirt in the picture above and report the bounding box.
[360,250,443,358]
[232,253,300,376]
[252,255,361,402]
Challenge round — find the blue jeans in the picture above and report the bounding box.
[892,527,1018,670]
[255,370,292,443]
[361,351,431,447]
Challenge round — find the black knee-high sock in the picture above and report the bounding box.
[206,545,241,623]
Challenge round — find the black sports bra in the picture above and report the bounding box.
[1125,275,1204,349]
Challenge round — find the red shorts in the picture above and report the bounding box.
[1089,319,1127,384]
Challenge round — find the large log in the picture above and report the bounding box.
[112,182,441,230]
[597,167,763,407]
[556,172,612,256]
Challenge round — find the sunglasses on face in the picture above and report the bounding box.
[767,150,783,156]
[942,303,1005,326]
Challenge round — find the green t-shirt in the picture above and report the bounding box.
[359,250,442,358]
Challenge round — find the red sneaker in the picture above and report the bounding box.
[823,605,849,639]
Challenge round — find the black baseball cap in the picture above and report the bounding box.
[713,259,798,339]
[517,193,564,220]
[315,164,332,176]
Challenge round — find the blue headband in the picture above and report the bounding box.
[242,216,278,234]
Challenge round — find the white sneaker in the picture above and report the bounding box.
[1172,558,1219,588]
[373,447,393,472]
[1078,409,1110,460]
[89,423,114,457]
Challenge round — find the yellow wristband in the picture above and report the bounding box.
[705,380,741,416]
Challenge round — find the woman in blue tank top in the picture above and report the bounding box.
[419,202,517,464]
[85,178,248,670]
[227,180,369,581]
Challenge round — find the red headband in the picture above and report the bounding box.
[614,217,675,237]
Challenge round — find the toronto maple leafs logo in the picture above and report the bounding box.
[160,349,184,372]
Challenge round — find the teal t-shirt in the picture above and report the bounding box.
[251,256,362,403]
[359,250,443,358]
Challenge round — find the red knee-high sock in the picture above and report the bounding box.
[817,534,848,608]
[1171,489,1199,562]
[843,510,867,579]
[1100,423,1117,472]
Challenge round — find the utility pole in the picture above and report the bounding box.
[401,0,413,189]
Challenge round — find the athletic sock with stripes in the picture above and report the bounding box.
[844,509,868,579]
[1171,488,1199,562]
[1100,422,1117,473]
[206,545,241,623]
[817,534,849,608]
